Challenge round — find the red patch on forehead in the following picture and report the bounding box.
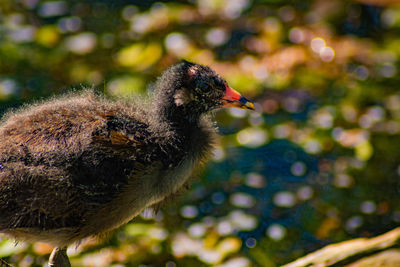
[224,83,241,100]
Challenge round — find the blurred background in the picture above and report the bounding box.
[1,0,400,266]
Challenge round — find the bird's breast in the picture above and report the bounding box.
[83,155,198,235]
[155,155,197,199]
[83,124,214,235]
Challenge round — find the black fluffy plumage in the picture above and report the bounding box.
[0,61,253,250]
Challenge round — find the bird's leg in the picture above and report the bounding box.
[49,247,71,267]
[0,258,12,267]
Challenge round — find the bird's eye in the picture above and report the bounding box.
[198,82,209,91]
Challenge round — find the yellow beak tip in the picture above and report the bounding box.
[245,102,255,110]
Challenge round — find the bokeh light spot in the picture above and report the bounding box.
[360,201,376,214]
[230,192,256,208]
[122,5,138,21]
[245,237,256,248]
[311,37,326,53]
[291,161,307,176]
[297,186,313,200]
[245,173,266,188]
[188,223,206,238]
[345,216,363,232]
[165,32,191,56]
[320,47,335,62]
[206,28,229,46]
[334,174,354,188]
[289,27,304,43]
[273,191,296,208]
[237,127,268,147]
[65,32,97,54]
[267,224,286,241]
[180,205,198,218]
[38,1,67,17]
[212,192,225,204]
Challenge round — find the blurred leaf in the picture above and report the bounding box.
[35,25,60,47]
[355,140,373,161]
[0,239,26,257]
[116,42,162,71]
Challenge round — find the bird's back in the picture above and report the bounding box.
[0,92,149,244]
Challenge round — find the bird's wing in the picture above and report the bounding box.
[0,110,154,231]
[92,115,146,150]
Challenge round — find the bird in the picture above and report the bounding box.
[0,60,254,266]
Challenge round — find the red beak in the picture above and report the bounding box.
[222,84,255,110]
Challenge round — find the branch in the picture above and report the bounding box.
[283,228,400,267]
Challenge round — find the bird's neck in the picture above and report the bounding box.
[148,96,214,170]
[152,94,201,129]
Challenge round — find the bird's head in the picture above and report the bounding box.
[154,60,254,122]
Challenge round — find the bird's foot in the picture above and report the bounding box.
[49,247,71,267]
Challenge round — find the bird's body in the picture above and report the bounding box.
[0,92,214,247]
[0,61,254,265]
